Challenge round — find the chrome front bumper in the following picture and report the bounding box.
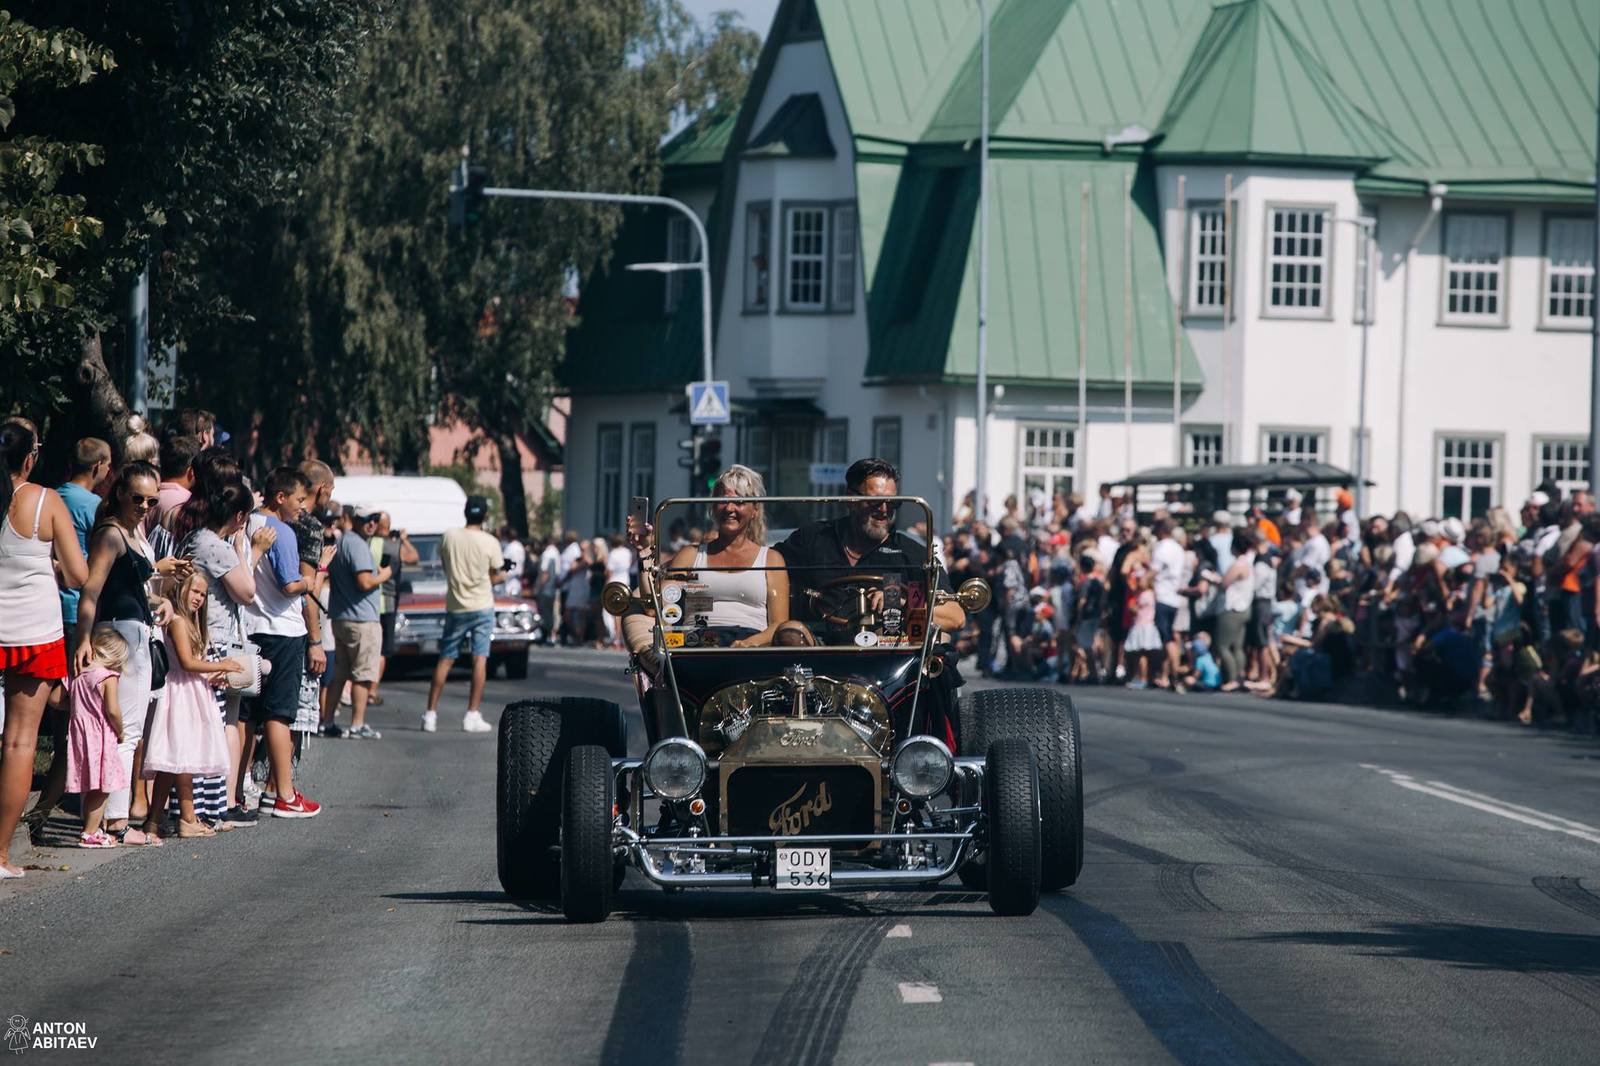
[613,825,980,889]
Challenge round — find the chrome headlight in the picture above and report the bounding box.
[495,608,535,632]
[643,737,707,800]
[891,735,954,799]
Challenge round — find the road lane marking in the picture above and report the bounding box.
[898,982,942,1004]
[886,924,912,938]
[1361,764,1600,845]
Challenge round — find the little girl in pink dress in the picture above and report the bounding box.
[141,571,237,840]
[67,630,131,848]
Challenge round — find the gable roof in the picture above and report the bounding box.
[1154,1,1418,166]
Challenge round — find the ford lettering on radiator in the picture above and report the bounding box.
[769,781,834,835]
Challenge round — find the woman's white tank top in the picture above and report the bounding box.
[0,486,62,646]
[690,544,769,631]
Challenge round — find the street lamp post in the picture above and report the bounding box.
[477,184,714,384]
[974,0,990,525]
[1331,214,1377,516]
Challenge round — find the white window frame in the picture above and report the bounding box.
[1541,214,1595,329]
[810,419,849,494]
[871,416,902,471]
[1260,427,1326,465]
[1185,427,1224,467]
[781,203,829,311]
[664,215,696,314]
[1435,434,1501,519]
[1353,213,1377,325]
[628,422,655,503]
[831,204,857,312]
[1185,205,1228,317]
[1263,204,1332,319]
[1017,423,1076,505]
[596,423,624,532]
[1533,437,1590,497]
[1439,212,1509,326]
[743,201,772,313]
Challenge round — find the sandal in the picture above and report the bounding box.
[177,819,216,839]
[78,830,118,849]
[121,827,165,847]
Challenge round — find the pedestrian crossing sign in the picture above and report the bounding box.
[688,380,731,426]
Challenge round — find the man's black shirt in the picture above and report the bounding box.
[776,517,951,634]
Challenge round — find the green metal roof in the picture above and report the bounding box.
[661,110,738,170]
[864,153,1203,389]
[744,93,836,158]
[1155,1,1419,165]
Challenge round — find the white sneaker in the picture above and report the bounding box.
[421,711,438,733]
[462,710,492,733]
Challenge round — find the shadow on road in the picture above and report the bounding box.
[1249,922,1600,975]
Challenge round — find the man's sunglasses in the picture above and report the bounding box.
[856,499,898,514]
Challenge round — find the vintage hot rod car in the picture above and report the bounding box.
[494,496,1084,922]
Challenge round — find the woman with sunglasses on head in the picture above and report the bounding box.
[0,418,90,878]
[72,460,189,842]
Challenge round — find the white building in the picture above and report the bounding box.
[562,0,1597,532]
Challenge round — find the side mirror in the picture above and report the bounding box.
[955,578,992,614]
[601,581,635,617]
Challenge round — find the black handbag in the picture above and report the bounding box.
[148,635,169,691]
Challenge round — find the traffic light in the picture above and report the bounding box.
[695,433,722,492]
[676,435,698,470]
[449,165,488,229]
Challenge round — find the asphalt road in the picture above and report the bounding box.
[4,648,1599,1064]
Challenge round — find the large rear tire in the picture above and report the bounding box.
[561,745,615,923]
[984,737,1041,916]
[496,698,627,900]
[960,688,1084,890]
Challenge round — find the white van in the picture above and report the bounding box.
[330,474,538,678]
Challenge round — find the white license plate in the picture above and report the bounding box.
[775,847,831,890]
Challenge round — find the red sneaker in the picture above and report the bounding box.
[272,791,321,819]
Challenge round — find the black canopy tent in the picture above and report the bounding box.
[1114,462,1372,520]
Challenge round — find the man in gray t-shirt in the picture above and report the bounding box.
[325,513,390,738]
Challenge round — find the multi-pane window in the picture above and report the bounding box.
[1262,430,1324,465]
[664,216,696,313]
[1186,430,1223,467]
[596,424,624,532]
[871,416,902,471]
[781,202,856,312]
[743,425,773,484]
[1354,215,1377,324]
[1265,206,1330,316]
[810,420,849,494]
[1187,207,1228,315]
[744,202,771,312]
[1437,437,1497,519]
[1544,216,1595,325]
[784,206,828,309]
[1019,425,1075,504]
[628,423,655,503]
[1536,439,1590,495]
[1442,214,1507,323]
[831,205,857,311]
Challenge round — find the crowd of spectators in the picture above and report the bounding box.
[942,481,1600,735]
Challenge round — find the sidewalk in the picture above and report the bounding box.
[1,791,132,904]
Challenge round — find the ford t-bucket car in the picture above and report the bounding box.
[494,496,1084,922]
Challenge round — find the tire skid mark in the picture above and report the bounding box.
[1162,789,1437,919]
[1044,896,1311,1066]
[1085,827,1223,913]
[600,918,692,1065]
[752,915,893,1066]
[1533,876,1600,923]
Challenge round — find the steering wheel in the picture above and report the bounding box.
[806,574,887,628]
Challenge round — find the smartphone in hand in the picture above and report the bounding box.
[629,495,650,534]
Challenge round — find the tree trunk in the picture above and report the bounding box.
[494,431,529,539]
[75,332,135,463]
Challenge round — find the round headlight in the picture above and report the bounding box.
[643,737,707,801]
[891,735,953,799]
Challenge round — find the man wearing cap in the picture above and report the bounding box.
[327,507,391,740]
[424,495,504,733]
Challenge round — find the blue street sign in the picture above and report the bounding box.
[688,380,731,426]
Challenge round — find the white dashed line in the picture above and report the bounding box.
[898,982,943,1004]
[885,924,912,938]
[1361,764,1600,845]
